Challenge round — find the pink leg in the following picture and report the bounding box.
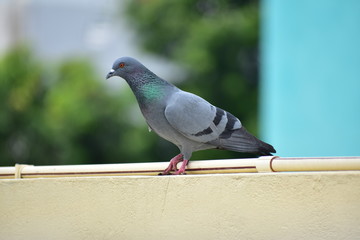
[173,159,189,175]
[159,154,183,175]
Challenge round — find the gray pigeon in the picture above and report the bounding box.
[106,57,276,175]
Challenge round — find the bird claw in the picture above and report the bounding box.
[172,159,189,175]
[172,171,186,175]
[158,155,189,176]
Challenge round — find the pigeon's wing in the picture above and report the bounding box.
[164,91,242,143]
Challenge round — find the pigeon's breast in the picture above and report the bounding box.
[141,103,182,145]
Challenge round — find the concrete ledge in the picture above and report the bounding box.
[1,171,360,239]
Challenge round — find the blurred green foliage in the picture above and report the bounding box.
[0,0,259,166]
[125,0,260,160]
[0,47,169,166]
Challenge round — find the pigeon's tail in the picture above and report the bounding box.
[213,127,276,156]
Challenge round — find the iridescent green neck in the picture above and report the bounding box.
[125,71,173,104]
[138,82,168,101]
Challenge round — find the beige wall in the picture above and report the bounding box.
[1,171,360,239]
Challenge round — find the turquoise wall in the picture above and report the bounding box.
[261,0,360,157]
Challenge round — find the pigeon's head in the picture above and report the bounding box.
[106,57,145,80]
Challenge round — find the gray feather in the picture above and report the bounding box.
[210,127,276,156]
[165,91,230,143]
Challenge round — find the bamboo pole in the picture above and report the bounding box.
[0,156,359,179]
[271,157,360,172]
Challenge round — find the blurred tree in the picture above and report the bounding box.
[0,47,166,166]
[125,0,260,159]
[0,0,260,166]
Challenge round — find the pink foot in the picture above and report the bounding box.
[173,159,189,175]
[159,154,183,175]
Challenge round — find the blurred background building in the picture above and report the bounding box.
[0,0,359,166]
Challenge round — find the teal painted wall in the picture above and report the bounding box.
[261,0,360,157]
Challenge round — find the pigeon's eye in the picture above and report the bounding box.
[119,62,125,68]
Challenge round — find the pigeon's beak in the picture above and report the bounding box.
[106,69,115,79]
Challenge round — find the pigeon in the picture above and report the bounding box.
[106,57,276,175]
